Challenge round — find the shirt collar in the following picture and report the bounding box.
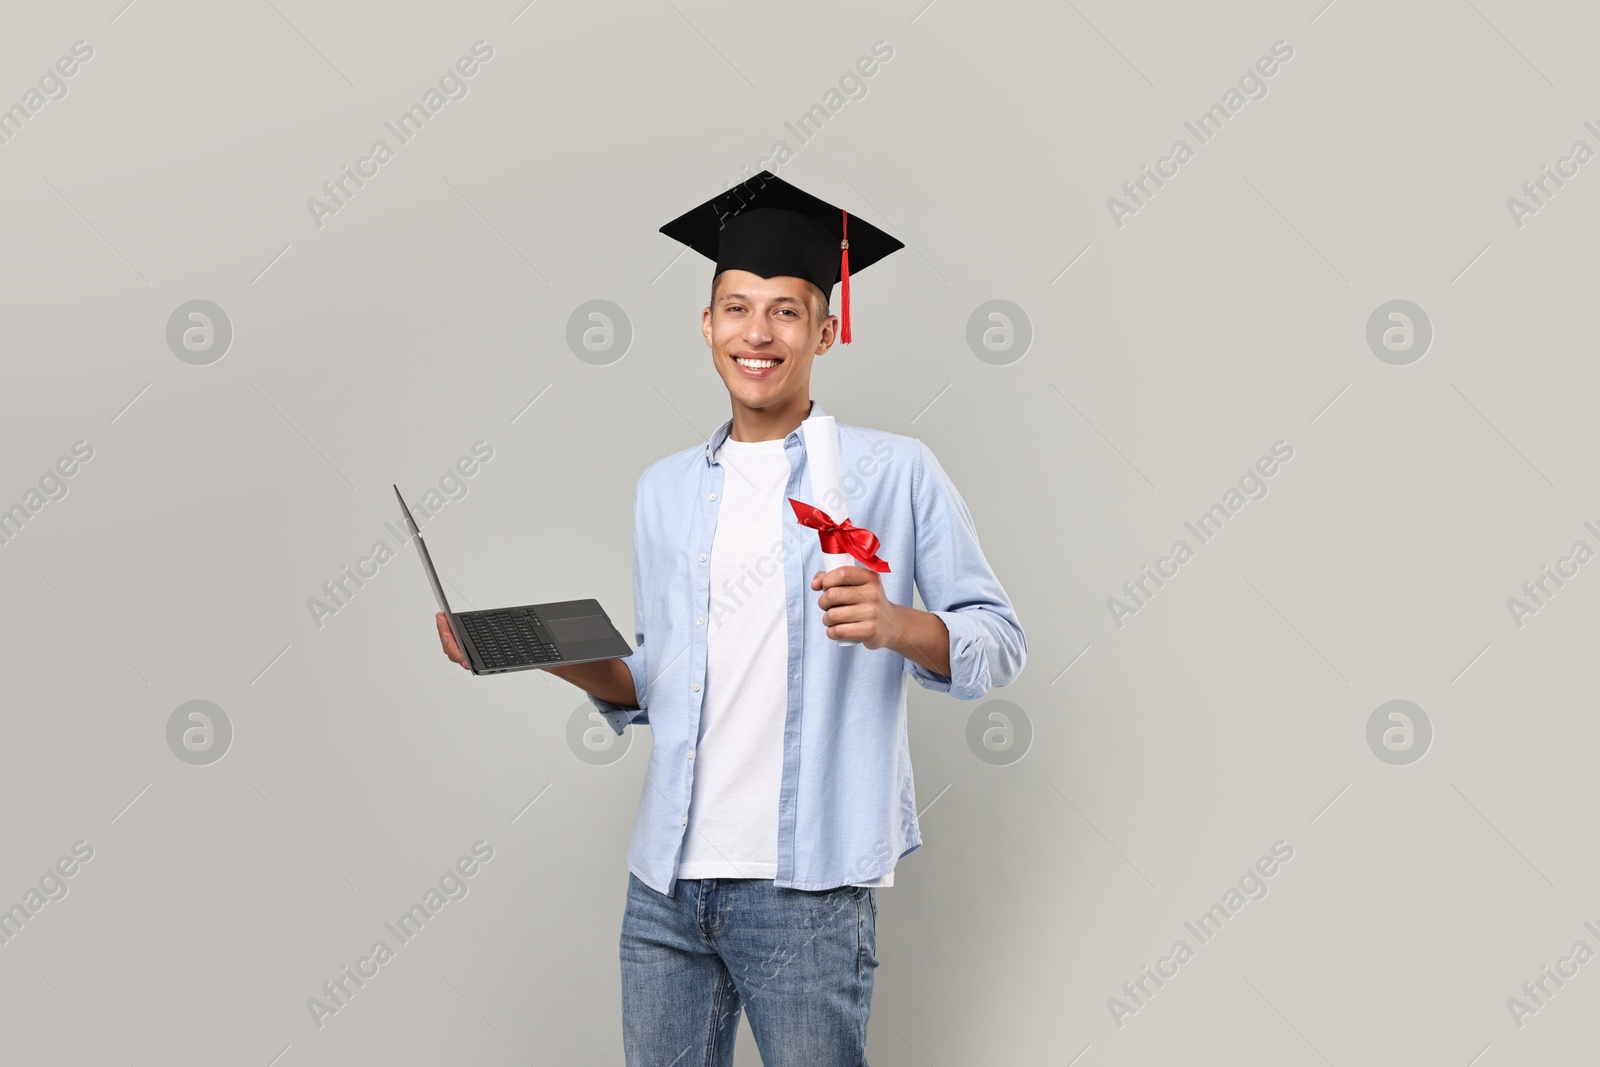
[705,400,828,465]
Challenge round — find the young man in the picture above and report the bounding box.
[436,172,1026,1065]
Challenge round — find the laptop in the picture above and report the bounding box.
[394,485,633,674]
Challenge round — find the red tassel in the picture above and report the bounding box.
[839,208,852,345]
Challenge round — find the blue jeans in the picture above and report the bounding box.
[620,872,879,1066]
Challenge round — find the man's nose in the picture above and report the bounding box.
[741,315,772,344]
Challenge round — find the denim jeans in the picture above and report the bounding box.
[620,872,879,1066]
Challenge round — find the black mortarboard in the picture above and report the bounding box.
[659,171,904,343]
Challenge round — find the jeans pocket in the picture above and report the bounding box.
[857,887,879,982]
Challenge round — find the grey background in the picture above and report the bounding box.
[1,0,1595,1064]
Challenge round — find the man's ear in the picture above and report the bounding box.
[702,305,714,348]
[814,314,837,355]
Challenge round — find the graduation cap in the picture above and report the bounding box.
[659,171,904,343]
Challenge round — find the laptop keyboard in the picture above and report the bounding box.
[461,610,562,669]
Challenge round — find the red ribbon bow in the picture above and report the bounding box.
[788,498,891,573]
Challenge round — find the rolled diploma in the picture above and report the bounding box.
[799,414,860,647]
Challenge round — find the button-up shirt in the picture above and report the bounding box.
[590,400,1027,895]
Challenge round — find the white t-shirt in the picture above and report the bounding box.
[676,433,892,888]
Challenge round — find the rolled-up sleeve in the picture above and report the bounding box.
[591,473,651,735]
[902,440,1027,699]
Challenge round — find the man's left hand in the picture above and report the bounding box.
[812,566,904,650]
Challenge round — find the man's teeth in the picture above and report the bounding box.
[736,357,779,369]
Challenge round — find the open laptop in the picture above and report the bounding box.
[394,485,633,674]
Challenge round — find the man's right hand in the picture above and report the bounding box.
[436,612,636,706]
[436,612,471,670]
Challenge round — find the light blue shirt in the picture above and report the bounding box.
[591,400,1027,895]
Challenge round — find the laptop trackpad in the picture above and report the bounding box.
[548,615,615,644]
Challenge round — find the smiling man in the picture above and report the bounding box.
[437,171,1026,1065]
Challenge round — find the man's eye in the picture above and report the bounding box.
[778,309,796,317]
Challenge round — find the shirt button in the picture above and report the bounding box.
[699,553,707,562]
[692,683,701,692]
[688,751,695,760]
[696,617,705,626]
[709,493,717,501]
[680,815,687,825]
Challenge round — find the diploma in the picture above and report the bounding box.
[799,414,862,647]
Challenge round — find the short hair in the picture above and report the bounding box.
[711,272,830,322]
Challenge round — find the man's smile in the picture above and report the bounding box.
[732,352,784,377]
